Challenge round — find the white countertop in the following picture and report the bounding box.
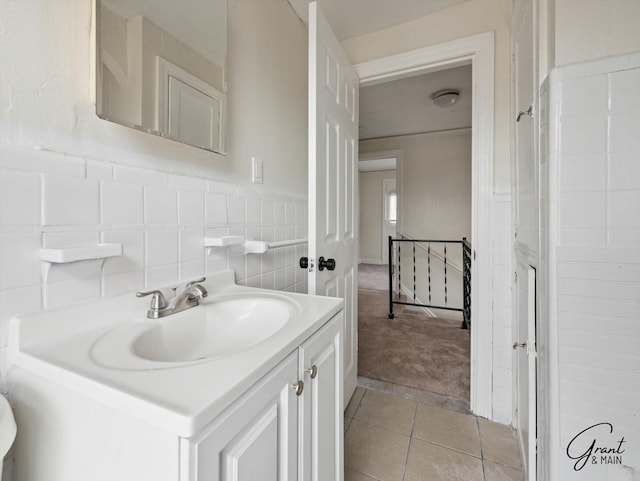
[10,271,343,437]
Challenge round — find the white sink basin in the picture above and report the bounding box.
[90,293,298,369]
[134,297,290,362]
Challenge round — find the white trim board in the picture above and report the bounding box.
[397,283,464,322]
[355,32,495,419]
[359,259,384,265]
[358,158,396,172]
[156,57,227,154]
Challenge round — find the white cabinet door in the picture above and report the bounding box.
[308,0,359,408]
[183,352,299,481]
[299,313,344,481]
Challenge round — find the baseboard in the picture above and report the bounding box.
[398,284,437,317]
[396,284,464,321]
[359,258,384,265]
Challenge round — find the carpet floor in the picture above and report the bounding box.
[357,264,470,401]
[358,263,389,290]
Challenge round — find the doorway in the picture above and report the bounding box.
[358,150,399,265]
[356,64,473,402]
[354,32,495,417]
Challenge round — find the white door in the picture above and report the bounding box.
[514,261,537,481]
[512,0,538,479]
[381,178,397,265]
[308,1,359,407]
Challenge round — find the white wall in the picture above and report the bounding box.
[358,169,395,263]
[542,53,640,481]
[0,2,308,477]
[361,130,471,241]
[554,0,640,68]
[538,0,640,81]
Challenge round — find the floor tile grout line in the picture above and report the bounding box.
[401,400,418,481]
[346,387,368,420]
[358,377,471,414]
[410,436,484,461]
[346,467,384,481]
[348,416,413,439]
[477,416,487,481]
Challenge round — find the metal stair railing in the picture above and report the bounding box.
[387,236,472,330]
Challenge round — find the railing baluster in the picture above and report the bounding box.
[462,237,471,330]
[444,243,448,306]
[385,237,471,325]
[413,243,416,301]
[397,242,401,299]
[427,243,431,304]
[388,236,394,319]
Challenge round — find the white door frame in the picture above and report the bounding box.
[359,149,403,263]
[381,177,397,265]
[354,32,495,418]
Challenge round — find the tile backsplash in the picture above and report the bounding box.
[0,144,308,342]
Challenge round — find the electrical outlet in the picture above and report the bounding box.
[252,157,263,184]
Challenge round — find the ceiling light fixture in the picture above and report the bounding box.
[431,89,460,108]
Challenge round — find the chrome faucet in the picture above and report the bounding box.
[136,277,208,319]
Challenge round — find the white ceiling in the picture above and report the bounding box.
[359,64,472,140]
[287,0,469,40]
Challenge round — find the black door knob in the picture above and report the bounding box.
[299,257,309,269]
[318,256,336,271]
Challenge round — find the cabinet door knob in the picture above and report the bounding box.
[513,342,527,350]
[299,257,308,269]
[292,380,304,396]
[305,365,318,379]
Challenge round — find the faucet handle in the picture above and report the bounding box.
[185,277,206,288]
[136,289,167,310]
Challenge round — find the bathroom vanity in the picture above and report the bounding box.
[9,271,344,481]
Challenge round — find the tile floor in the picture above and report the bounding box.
[345,377,524,481]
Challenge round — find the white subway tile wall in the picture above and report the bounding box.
[544,53,640,480]
[0,145,308,338]
[491,193,513,424]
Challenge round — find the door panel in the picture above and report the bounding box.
[308,1,359,406]
[512,0,538,479]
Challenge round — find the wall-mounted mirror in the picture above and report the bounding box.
[96,0,227,154]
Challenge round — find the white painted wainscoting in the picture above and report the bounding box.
[541,52,640,481]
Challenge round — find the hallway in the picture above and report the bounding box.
[357,264,470,400]
[345,379,524,481]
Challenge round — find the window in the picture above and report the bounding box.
[386,192,397,223]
